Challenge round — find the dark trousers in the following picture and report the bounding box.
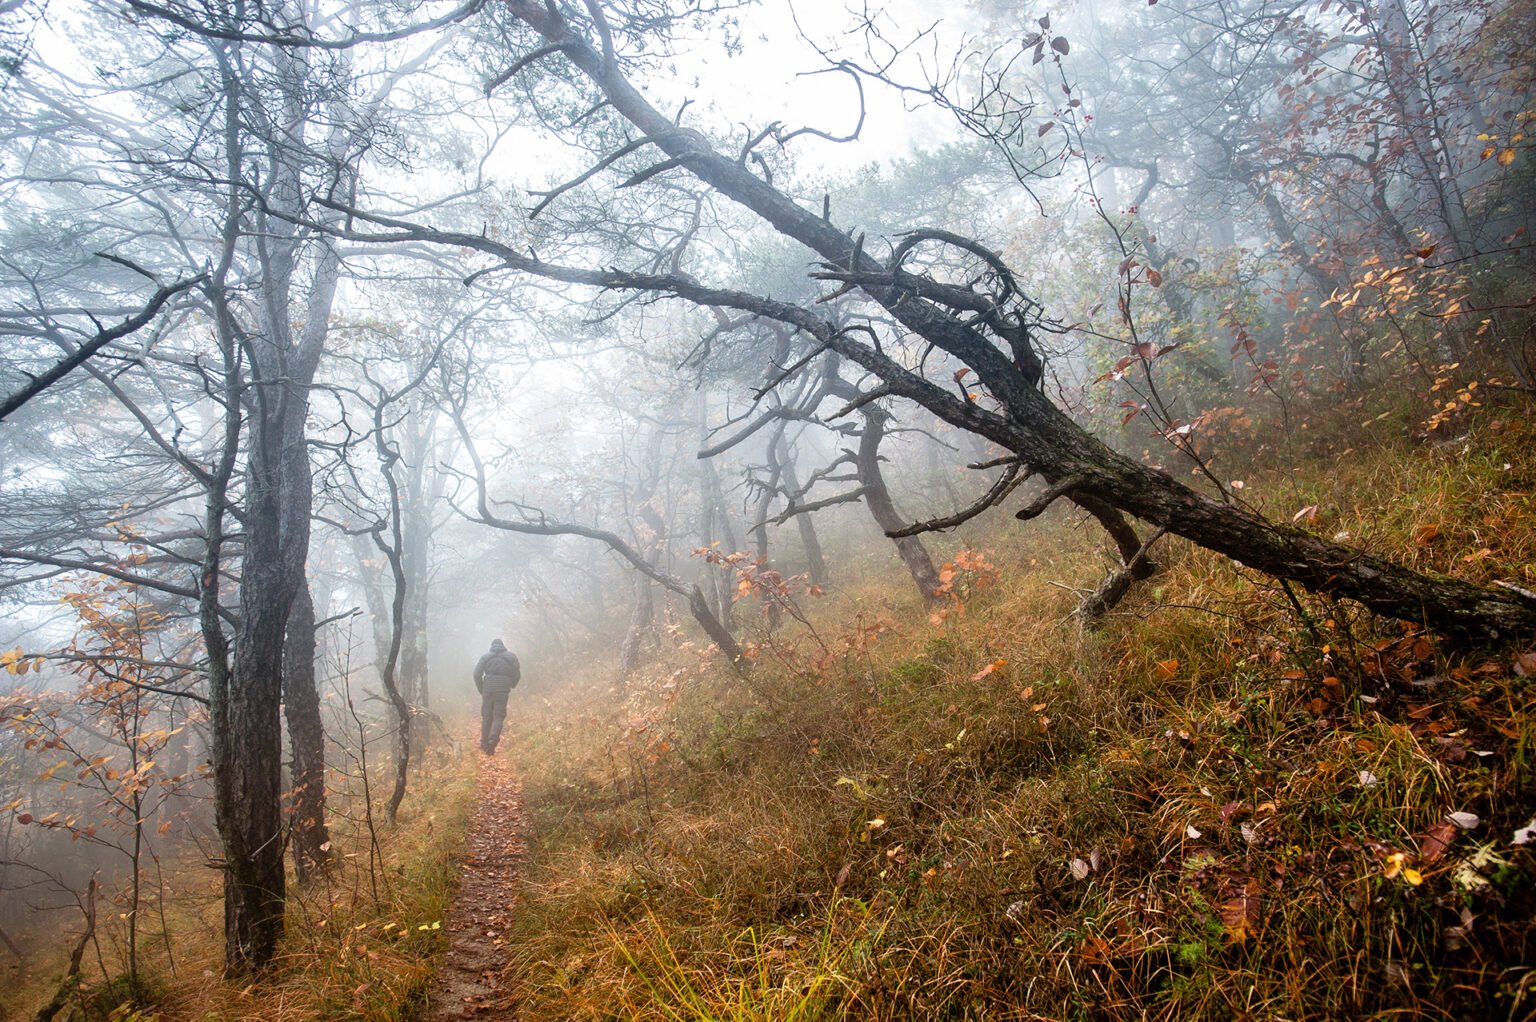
[480,689,510,753]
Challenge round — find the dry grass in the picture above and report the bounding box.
[5,725,479,1022]
[495,405,1536,1020]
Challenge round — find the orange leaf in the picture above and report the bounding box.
[1497,148,1516,167]
[1154,659,1179,679]
[1412,523,1440,545]
[971,659,1009,681]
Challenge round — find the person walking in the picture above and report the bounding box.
[473,638,520,755]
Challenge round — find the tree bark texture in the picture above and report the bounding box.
[856,407,942,603]
[282,580,332,882]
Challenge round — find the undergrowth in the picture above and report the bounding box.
[497,406,1536,1020]
[8,726,478,1022]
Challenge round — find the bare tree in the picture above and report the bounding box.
[326,0,1533,640]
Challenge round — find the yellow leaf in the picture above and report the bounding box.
[1403,867,1424,886]
[1497,148,1516,167]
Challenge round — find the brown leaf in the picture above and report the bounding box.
[1051,36,1070,54]
[1412,523,1440,545]
[1038,121,1055,137]
[1146,267,1163,287]
[1418,820,1458,864]
[1219,879,1263,943]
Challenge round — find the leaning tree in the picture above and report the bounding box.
[327,0,1534,641]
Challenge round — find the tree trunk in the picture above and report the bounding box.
[617,568,655,680]
[777,432,828,586]
[857,407,942,603]
[697,450,737,628]
[283,580,331,882]
[210,40,340,965]
[215,473,295,974]
[752,429,786,630]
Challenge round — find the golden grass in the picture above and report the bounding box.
[493,405,1536,1021]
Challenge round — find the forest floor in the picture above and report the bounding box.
[478,404,1536,1020]
[426,750,526,1020]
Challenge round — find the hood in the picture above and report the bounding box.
[489,639,507,652]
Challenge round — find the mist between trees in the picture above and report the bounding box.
[0,0,1531,983]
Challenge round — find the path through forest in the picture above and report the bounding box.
[427,751,524,1019]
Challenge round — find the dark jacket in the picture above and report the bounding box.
[474,640,520,694]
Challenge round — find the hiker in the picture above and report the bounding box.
[473,638,520,755]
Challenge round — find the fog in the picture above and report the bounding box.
[0,0,1529,978]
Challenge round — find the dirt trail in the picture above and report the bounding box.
[426,751,525,1019]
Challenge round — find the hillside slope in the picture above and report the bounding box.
[492,412,1536,1021]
